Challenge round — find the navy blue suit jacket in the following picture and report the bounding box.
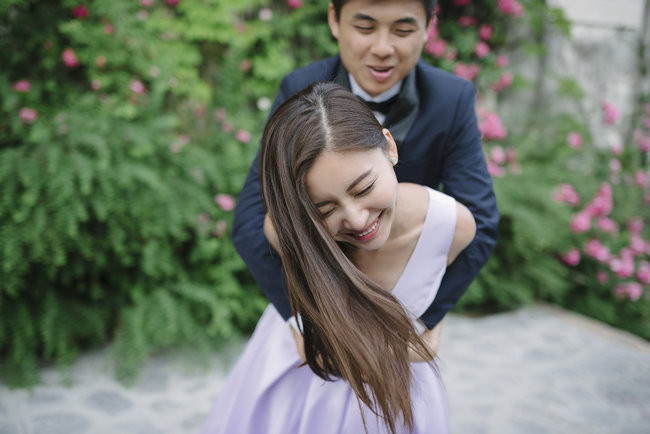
[232,55,499,329]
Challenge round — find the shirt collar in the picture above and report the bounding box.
[348,73,403,103]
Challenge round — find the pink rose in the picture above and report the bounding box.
[104,23,114,35]
[73,5,88,19]
[496,54,509,68]
[129,80,146,94]
[458,16,477,27]
[166,0,179,6]
[236,130,251,143]
[615,283,643,301]
[560,248,580,266]
[627,218,644,235]
[478,109,507,141]
[487,162,505,178]
[636,261,650,285]
[19,108,37,124]
[475,41,490,59]
[215,194,235,211]
[635,171,648,187]
[597,217,618,233]
[597,270,608,284]
[287,0,302,9]
[630,235,646,255]
[214,220,228,238]
[584,239,611,263]
[453,62,480,81]
[426,39,447,58]
[479,24,493,40]
[62,48,79,68]
[498,0,524,17]
[552,183,580,206]
[491,71,513,92]
[570,211,591,233]
[610,257,634,279]
[567,131,582,149]
[490,146,506,165]
[222,122,234,133]
[96,55,107,68]
[601,100,620,125]
[12,80,30,93]
[141,0,153,6]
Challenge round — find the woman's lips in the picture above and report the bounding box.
[368,66,394,82]
[350,213,382,242]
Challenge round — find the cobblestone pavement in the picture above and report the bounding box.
[1,303,649,434]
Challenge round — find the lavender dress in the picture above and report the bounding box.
[202,188,456,434]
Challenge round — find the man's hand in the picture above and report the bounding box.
[409,319,444,363]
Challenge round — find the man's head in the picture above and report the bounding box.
[328,0,435,97]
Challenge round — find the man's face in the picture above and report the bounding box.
[328,0,431,97]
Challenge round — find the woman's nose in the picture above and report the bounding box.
[341,205,369,232]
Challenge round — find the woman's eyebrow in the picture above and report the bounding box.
[346,169,372,193]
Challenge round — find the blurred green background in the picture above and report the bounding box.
[1,0,648,388]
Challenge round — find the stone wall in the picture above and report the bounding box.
[502,0,649,149]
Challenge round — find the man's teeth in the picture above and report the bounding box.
[356,219,378,237]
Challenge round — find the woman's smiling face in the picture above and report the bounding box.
[305,135,399,250]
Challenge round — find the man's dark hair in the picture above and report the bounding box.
[330,0,437,24]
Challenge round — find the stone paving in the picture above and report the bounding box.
[1,303,649,434]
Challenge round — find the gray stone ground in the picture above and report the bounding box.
[1,303,649,434]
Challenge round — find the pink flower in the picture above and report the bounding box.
[426,39,447,58]
[553,184,580,206]
[609,159,621,173]
[475,41,490,58]
[454,62,480,81]
[584,239,611,263]
[506,147,517,164]
[453,0,471,6]
[72,5,88,19]
[487,162,505,177]
[609,257,634,279]
[628,218,644,235]
[597,217,618,233]
[13,80,31,93]
[496,54,509,68]
[239,59,252,72]
[584,183,613,217]
[96,55,106,68]
[635,171,648,187]
[458,16,477,27]
[166,0,179,6]
[287,0,302,9]
[490,146,506,164]
[138,10,149,20]
[630,235,646,255]
[236,130,251,143]
[62,48,79,68]
[497,0,524,17]
[597,270,608,284]
[637,261,650,285]
[491,71,513,92]
[601,100,620,125]
[215,194,235,211]
[19,108,37,124]
[570,211,591,233]
[479,24,493,40]
[141,0,153,6]
[214,219,228,238]
[104,23,114,35]
[445,47,458,61]
[477,109,507,140]
[566,131,582,149]
[214,108,227,123]
[222,122,234,133]
[560,248,581,266]
[129,80,146,94]
[614,283,643,301]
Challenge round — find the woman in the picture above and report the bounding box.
[202,82,476,434]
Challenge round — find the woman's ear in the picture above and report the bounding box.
[382,128,399,165]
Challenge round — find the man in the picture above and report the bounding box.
[232,0,498,339]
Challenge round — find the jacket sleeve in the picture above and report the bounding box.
[231,82,294,320]
[419,82,499,329]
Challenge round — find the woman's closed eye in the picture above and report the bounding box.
[355,179,376,197]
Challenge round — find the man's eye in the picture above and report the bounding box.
[395,29,414,36]
[355,26,373,32]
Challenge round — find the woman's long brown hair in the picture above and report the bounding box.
[259,82,434,433]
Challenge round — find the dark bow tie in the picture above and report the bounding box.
[357,94,400,115]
